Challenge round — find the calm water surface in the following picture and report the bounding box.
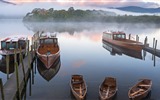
[0,19,160,100]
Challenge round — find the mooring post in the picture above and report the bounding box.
[136,35,138,42]
[129,34,131,40]
[155,40,157,51]
[153,38,155,49]
[6,55,9,80]
[29,73,32,96]
[144,36,148,46]
[0,78,4,100]
[14,50,21,100]
[152,38,155,60]
[32,64,34,85]
[20,47,26,82]
[35,58,37,74]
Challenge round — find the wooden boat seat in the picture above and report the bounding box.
[130,89,145,96]
[139,84,150,87]
[72,81,83,85]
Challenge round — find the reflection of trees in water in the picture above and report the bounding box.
[23,22,160,35]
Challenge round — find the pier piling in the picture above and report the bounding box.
[0,78,4,100]
[6,55,9,80]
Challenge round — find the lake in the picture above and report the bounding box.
[0,19,160,100]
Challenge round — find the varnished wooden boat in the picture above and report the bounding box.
[36,33,60,69]
[102,40,143,59]
[70,75,87,100]
[102,31,144,51]
[128,79,152,100]
[99,77,117,100]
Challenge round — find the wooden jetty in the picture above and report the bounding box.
[143,47,160,58]
[143,37,160,58]
[0,51,35,100]
[0,48,36,100]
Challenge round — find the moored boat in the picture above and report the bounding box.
[70,75,87,100]
[102,31,144,51]
[99,77,117,100]
[128,79,152,100]
[102,40,143,59]
[36,33,60,69]
[0,36,28,56]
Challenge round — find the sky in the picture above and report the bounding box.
[0,0,160,17]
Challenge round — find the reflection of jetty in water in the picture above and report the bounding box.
[102,41,143,59]
[37,56,61,81]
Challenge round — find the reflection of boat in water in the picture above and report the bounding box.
[0,56,15,74]
[103,41,143,59]
[102,31,143,51]
[36,33,60,69]
[37,56,61,81]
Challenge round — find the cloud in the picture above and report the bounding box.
[0,0,159,17]
[2,0,160,8]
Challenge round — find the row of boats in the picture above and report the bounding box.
[0,31,144,70]
[71,75,152,100]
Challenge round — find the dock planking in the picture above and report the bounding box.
[143,46,160,58]
[0,51,35,100]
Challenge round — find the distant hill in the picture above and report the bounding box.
[116,6,160,13]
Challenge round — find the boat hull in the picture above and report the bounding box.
[99,77,117,100]
[70,75,87,100]
[102,36,143,51]
[37,52,60,69]
[128,79,152,100]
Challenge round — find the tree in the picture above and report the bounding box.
[68,7,74,12]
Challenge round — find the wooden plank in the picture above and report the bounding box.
[143,47,160,58]
[0,51,35,100]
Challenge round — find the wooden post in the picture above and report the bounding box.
[35,58,37,74]
[32,63,34,85]
[152,38,155,60]
[6,55,9,80]
[136,35,138,42]
[19,47,26,82]
[153,38,155,49]
[129,34,131,40]
[14,50,21,100]
[144,36,148,46]
[0,78,4,100]
[29,73,32,96]
[155,40,157,51]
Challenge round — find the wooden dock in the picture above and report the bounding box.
[0,51,35,100]
[143,47,160,58]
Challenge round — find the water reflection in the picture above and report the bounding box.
[0,55,15,74]
[37,55,61,81]
[102,41,143,60]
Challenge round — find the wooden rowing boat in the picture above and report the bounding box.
[70,75,87,100]
[36,33,60,69]
[102,31,144,51]
[128,79,152,100]
[99,77,117,100]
